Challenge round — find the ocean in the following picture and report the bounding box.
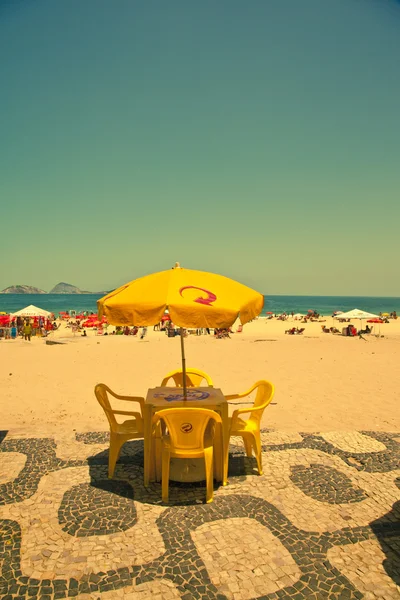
[0,294,399,317]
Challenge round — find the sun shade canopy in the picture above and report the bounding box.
[334,308,380,320]
[11,305,52,318]
[98,266,264,328]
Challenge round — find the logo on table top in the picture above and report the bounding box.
[154,391,211,402]
[180,423,193,433]
[179,286,217,307]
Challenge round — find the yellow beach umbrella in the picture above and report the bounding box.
[98,263,264,397]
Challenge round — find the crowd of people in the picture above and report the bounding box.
[0,316,59,341]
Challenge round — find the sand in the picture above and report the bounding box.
[1,316,399,436]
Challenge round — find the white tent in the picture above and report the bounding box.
[11,304,52,318]
[334,308,380,320]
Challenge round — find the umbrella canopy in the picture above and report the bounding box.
[98,263,264,399]
[334,308,380,320]
[98,264,263,328]
[11,304,52,318]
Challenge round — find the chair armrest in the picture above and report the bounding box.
[225,382,259,401]
[225,394,241,401]
[231,406,260,419]
[109,392,145,410]
[112,410,143,420]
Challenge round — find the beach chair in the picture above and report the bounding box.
[285,327,296,335]
[226,380,274,476]
[152,407,222,503]
[94,384,145,478]
[161,368,213,387]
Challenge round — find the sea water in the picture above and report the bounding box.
[0,294,399,316]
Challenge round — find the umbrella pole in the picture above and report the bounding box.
[180,328,188,400]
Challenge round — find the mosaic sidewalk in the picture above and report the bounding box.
[0,429,399,600]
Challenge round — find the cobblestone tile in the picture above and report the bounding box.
[74,578,181,599]
[222,447,400,533]
[0,467,165,579]
[289,463,368,504]
[328,538,400,599]
[319,431,387,454]
[0,451,26,484]
[0,429,399,599]
[54,434,109,461]
[260,431,304,446]
[191,517,301,598]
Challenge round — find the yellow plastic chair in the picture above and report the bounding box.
[226,380,274,476]
[152,407,222,503]
[94,383,145,478]
[161,368,213,387]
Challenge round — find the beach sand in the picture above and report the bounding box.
[1,317,399,435]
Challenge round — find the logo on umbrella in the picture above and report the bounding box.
[180,423,193,433]
[179,286,217,306]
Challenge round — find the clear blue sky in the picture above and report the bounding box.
[1,0,399,295]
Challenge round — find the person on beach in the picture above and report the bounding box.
[23,320,32,341]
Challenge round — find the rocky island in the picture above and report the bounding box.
[49,282,92,294]
[0,282,102,294]
[0,285,47,294]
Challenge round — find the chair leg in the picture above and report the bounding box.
[161,448,171,503]
[108,435,124,478]
[252,434,263,475]
[204,447,214,503]
[154,425,162,482]
[243,436,253,458]
[213,426,223,483]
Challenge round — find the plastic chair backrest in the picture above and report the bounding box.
[154,408,221,451]
[249,380,275,426]
[94,384,118,431]
[161,368,213,387]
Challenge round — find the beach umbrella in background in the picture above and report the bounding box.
[333,309,380,320]
[11,305,52,318]
[334,308,381,336]
[98,262,264,399]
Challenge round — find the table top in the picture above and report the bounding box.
[146,386,226,408]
